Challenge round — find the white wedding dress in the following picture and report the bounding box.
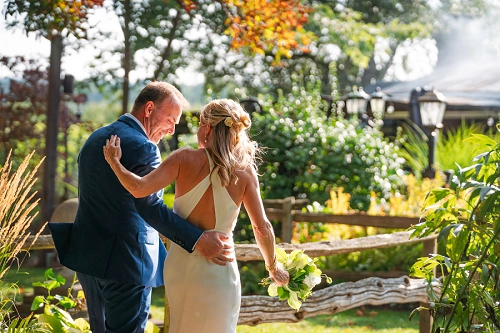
[164,149,241,333]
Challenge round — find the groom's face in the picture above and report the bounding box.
[147,97,182,144]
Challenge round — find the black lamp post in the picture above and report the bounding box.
[418,89,447,179]
[369,87,387,121]
[345,86,369,118]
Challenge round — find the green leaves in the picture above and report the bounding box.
[4,0,103,39]
[423,188,453,206]
[31,295,46,311]
[27,268,92,332]
[251,82,405,209]
[409,131,500,332]
[32,268,66,293]
[464,134,498,148]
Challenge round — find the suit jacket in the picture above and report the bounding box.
[49,115,203,287]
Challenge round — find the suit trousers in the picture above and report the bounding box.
[77,272,152,333]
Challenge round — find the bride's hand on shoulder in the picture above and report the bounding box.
[269,266,289,286]
[103,135,122,166]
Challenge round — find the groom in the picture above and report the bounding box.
[49,82,232,333]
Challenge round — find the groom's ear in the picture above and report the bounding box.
[144,101,155,117]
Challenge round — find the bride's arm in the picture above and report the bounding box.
[103,135,180,198]
[243,168,289,286]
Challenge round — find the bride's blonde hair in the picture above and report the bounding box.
[200,99,259,187]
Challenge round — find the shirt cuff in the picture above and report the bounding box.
[191,232,203,252]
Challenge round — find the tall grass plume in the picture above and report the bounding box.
[0,150,45,280]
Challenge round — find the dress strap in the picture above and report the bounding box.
[204,148,214,171]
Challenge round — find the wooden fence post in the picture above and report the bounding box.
[163,238,171,332]
[419,237,437,333]
[280,197,294,243]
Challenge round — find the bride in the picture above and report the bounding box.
[103,98,289,332]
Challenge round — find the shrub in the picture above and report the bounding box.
[251,82,405,211]
[437,120,500,175]
[410,130,500,332]
[396,120,500,179]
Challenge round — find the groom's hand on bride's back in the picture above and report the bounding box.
[196,232,234,266]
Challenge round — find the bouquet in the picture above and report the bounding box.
[260,247,332,310]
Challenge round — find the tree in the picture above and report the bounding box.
[198,0,434,99]
[0,56,47,168]
[83,0,311,114]
[200,0,500,99]
[4,0,103,224]
[0,56,96,233]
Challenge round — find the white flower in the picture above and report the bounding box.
[286,250,309,270]
[268,283,278,297]
[287,289,302,310]
[224,117,233,127]
[304,273,321,289]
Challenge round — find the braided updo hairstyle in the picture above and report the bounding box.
[199,99,260,187]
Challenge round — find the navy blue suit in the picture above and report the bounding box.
[49,115,203,332]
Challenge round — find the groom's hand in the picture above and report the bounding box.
[195,232,234,266]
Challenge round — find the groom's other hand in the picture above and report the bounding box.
[196,232,234,266]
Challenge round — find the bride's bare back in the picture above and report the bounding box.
[174,148,250,231]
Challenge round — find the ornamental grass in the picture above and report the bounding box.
[0,150,45,280]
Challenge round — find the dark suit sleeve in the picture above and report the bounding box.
[131,142,203,253]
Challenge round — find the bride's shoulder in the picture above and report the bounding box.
[170,147,195,157]
[171,147,206,163]
[235,165,258,185]
[173,147,195,153]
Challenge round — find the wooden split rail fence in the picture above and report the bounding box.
[22,197,437,332]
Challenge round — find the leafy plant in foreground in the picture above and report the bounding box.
[28,269,90,333]
[409,130,500,332]
[29,268,160,332]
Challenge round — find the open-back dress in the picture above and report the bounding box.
[164,149,241,332]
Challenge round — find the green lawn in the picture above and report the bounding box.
[2,268,419,333]
[236,309,419,333]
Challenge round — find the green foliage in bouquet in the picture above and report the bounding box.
[409,130,500,332]
[261,248,332,310]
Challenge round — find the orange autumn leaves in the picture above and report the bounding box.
[182,0,312,63]
[49,0,104,33]
[225,0,312,61]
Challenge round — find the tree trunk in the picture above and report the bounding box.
[153,10,182,80]
[318,61,331,96]
[41,34,63,226]
[121,0,131,115]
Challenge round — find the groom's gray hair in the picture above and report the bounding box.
[132,81,190,112]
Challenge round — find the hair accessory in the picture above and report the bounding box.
[224,117,234,127]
